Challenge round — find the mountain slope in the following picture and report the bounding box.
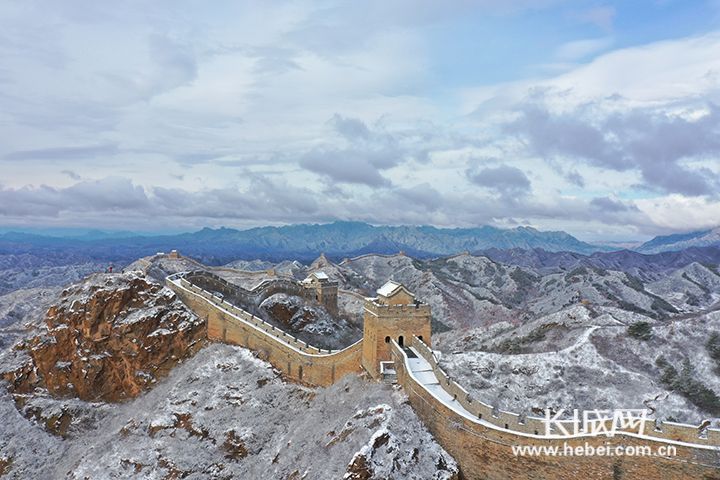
[0,270,458,479]
[478,246,720,280]
[638,227,720,253]
[2,343,458,479]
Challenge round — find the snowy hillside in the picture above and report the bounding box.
[639,227,720,254]
[2,343,458,479]
[2,248,720,477]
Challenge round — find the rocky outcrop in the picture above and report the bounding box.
[259,293,361,350]
[261,294,329,332]
[4,272,205,402]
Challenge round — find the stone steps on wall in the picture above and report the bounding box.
[380,361,397,384]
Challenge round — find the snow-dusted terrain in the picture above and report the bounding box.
[2,344,457,479]
[259,292,362,349]
[2,248,720,477]
[0,253,107,295]
[437,304,720,423]
[0,256,457,478]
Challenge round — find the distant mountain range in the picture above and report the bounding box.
[478,245,720,279]
[637,227,720,254]
[0,221,610,264]
[1,221,718,266]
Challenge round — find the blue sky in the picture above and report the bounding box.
[429,2,712,85]
[0,0,719,241]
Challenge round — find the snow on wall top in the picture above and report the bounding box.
[312,271,329,280]
[376,280,413,299]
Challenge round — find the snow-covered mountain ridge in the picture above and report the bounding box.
[2,248,720,477]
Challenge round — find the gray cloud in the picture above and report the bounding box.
[299,150,392,187]
[0,175,664,236]
[297,114,466,188]
[0,177,148,217]
[393,183,443,211]
[590,196,637,213]
[4,144,119,161]
[565,170,585,187]
[509,101,720,196]
[297,114,415,187]
[509,103,624,169]
[466,164,532,197]
[330,114,371,141]
[61,170,82,181]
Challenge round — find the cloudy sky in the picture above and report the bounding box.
[1,0,719,240]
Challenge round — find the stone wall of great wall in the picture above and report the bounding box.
[391,336,720,480]
[182,271,306,312]
[167,275,362,387]
[166,266,720,479]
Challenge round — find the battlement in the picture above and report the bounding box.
[166,273,362,386]
[388,336,720,478]
[402,335,720,446]
[364,300,431,318]
[183,269,338,315]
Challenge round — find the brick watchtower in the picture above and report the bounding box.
[301,271,339,316]
[361,280,431,379]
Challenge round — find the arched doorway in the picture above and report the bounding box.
[385,336,390,343]
[398,335,404,347]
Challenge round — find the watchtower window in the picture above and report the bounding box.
[418,335,423,342]
[398,335,404,347]
[385,336,390,344]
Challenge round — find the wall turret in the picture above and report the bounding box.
[301,271,338,315]
[361,280,431,379]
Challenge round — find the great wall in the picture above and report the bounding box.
[165,258,720,479]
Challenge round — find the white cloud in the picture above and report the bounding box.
[0,2,719,239]
[636,195,720,232]
[461,31,720,115]
[548,33,720,107]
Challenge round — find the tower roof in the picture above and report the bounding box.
[376,280,414,299]
[303,271,330,284]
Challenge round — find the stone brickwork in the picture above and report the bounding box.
[301,272,339,316]
[362,300,431,379]
[185,270,339,317]
[167,275,362,387]
[391,336,720,480]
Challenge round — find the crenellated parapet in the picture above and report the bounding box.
[183,270,338,314]
[166,273,362,386]
[390,335,720,479]
[398,335,720,446]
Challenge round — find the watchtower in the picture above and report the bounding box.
[361,280,431,379]
[301,271,338,315]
